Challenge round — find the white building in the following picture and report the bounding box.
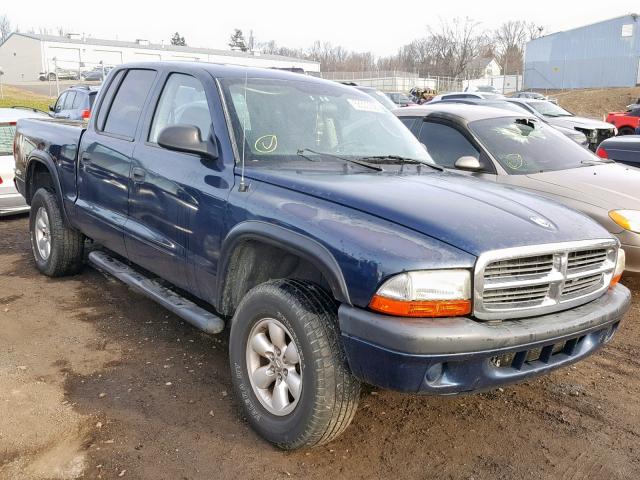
[464,56,502,79]
[0,32,320,83]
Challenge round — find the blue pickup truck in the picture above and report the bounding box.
[13,62,630,449]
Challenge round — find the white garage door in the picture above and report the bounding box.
[46,46,81,69]
[93,49,123,67]
[134,52,161,62]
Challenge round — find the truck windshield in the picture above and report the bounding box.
[469,116,609,175]
[530,101,573,117]
[220,77,432,168]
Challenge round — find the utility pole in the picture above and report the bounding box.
[0,68,4,100]
[53,57,60,97]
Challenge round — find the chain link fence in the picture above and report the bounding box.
[320,71,464,93]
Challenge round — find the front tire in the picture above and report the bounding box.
[29,188,84,277]
[229,279,360,449]
[618,127,635,136]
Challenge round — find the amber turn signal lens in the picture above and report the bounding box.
[610,274,622,287]
[369,295,471,317]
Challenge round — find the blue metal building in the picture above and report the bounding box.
[524,14,640,89]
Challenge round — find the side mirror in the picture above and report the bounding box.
[49,105,55,112]
[454,155,482,171]
[157,124,218,160]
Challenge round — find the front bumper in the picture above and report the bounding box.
[339,285,630,394]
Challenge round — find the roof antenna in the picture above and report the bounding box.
[238,70,249,192]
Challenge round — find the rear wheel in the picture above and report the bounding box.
[229,279,360,449]
[47,72,56,81]
[618,127,635,136]
[29,188,84,277]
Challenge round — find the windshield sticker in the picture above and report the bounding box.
[347,98,385,113]
[255,134,278,153]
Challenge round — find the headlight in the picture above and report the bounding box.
[609,210,640,234]
[369,270,471,317]
[568,131,588,145]
[611,248,625,286]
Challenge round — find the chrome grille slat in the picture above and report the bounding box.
[474,240,617,321]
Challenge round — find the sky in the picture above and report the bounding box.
[2,1,637,57]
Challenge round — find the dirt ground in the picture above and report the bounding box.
[1,215,640,480]
[544,87,640,119]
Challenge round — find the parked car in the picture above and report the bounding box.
[14,63,630,449]
[82,66,113,82]
[49,85,100,121]
[339,82,398,111]
[386,92,416,107]
[605,107,640,136]
[396,103,640,271]
[431,92,504,102]
[38,69,80,81]
[511,91,547,100]
[596,135,640,165]
[1,107,49,216]
[506,98,616,151]
[431,97,589,147]
[464,85,501,95]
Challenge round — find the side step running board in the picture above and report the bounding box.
[88,251,225,334]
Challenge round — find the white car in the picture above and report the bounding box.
[1,108,49,216]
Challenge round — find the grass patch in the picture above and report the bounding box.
[0,85,52,113]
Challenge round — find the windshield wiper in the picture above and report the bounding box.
[296,148,383,172]
[358,155,444,171]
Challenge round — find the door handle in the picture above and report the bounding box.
[131,167,146,182]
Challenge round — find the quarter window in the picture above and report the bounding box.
[418,122,480,168]
[103,69,157,139]
[149,73,211,143]
[63,92,76,110]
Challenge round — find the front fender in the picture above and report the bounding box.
[218,220,351,307]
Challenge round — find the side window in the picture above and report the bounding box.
[55,92,67,112]
[72,92,88,109]
[399,117,417,132]
[63,92,76,110]
[149,73,211,143]
[418,122,480,168]
[96,70,125,130]
[102,69,157,139]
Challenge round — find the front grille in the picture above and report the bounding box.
[474,240,617,320]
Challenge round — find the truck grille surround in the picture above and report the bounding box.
[474,240,617,321]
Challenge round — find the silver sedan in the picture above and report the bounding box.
[1,108,49,216]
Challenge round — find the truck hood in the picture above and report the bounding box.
[247,168,611,256]
[545,115,615,131]
[520,164,640,210]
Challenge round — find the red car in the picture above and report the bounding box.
[606,107,640,135]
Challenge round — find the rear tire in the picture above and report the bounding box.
[229,279,360,449]
[29,188,84,277]
[48,72,56,81]
[618,127,635,136]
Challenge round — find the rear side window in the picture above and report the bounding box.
[54,92,67,112]
[418,122,480,168]
[102,69,156,139]
[0,124,16,156]
[63,92,76,110]
[71,92,89,109]
[149,73,211,143]
[96,70,125,129]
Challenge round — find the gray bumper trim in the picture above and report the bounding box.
[338,284,631,355]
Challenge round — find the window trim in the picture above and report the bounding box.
[419,118,497,174]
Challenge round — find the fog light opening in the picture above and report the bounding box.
[425,362,444,384]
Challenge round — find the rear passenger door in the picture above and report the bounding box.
[124,72,215,291]
[75,68,157,257]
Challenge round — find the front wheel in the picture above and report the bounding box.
[618,127,635,136]
[29,188,85,277]
[229,279,360,449]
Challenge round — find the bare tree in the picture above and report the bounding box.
[0,15,12,44]
[493,21,544,74]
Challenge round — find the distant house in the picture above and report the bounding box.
[0,32,320,83]
[465,57,502,79]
